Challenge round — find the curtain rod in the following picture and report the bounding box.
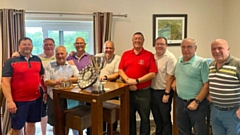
[25,11,128,18]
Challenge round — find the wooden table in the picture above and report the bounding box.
[53,82,129,135]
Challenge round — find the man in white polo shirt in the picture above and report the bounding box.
[97,41,121,82]
[96,41,121,132]
[150,37,176,135]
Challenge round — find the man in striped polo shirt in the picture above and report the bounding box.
[209,39,240,135]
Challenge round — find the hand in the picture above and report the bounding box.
[12,52,20,57]
[55,78,63,85]
[187,101,198,110]
[67,60,75,65]
[162,95,169,103]
[7,101,17,113]
[126,78,137,85]
[236,108,240,119]
[43,93,48,104]
[99,76,107,82]
[129,85,137,91]
[206,95,212,102]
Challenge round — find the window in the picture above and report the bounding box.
[25,16,94,55]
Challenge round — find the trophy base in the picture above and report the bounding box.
[91,90,105,94]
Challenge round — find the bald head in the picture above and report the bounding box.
[211,39,230,64]
[74,37,86,53]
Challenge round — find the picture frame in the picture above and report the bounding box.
[153,14,188,46]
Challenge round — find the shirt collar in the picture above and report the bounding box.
[180,54,196,64]
[39,53,55,59]
[20,53,33,59]
[155,49,169,59]
[52,61,68,67]
[130,48,146,55]
[73,52,88,59]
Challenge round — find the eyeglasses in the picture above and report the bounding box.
[74,42,86,45]
[181,45,196,49]
[155,43,166,46]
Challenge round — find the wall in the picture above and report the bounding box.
[2,0,225,59]
[224,0,240,58]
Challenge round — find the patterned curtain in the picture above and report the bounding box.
[0,8,25,135]
[93,12,113,54]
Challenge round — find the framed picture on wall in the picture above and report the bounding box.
[153,14,188,46]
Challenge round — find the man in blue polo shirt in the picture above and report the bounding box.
[173,38,209,135]
[2,37,44,135]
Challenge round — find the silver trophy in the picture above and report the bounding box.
[91,55,105,93]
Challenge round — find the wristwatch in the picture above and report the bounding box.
[194,99,200,104]
[164,92,170,95]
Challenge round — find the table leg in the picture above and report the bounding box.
[91,99,103,135]
[120,87,129,135]
[53,93,66,135]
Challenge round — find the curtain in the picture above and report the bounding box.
[0,8,25,135]
[0,8,25,66]
[93,12,113,54]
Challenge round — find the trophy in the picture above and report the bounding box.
[91,55,105,93]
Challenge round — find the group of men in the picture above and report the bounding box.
[1,31,240,135]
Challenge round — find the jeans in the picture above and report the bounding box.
[211,105,240,135]
[150,88,173,135]
[130,88,151,135]
[176,96,207,135]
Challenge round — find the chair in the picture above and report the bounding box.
[64,105,92,135]
[103,100,120,135]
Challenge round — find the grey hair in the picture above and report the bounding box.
[182,38,197,46]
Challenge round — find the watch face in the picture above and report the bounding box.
[78,65,97,89]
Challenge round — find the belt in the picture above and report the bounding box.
[179,97,195,102]
[214,106,239,111]
[138,87,150,91]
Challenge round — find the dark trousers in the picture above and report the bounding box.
[176,96,208,135]
[130,88,151,135]
[150,88,173,135]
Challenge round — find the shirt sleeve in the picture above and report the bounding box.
[72,65,79,77]
[201,60,210,83]
[118,52,126,70]
[114,56,121,73]
[40,61,45,75]
[148,53,158,73]
[2,59,13,77]
[166,55,177,75]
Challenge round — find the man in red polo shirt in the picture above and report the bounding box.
[119,32,158,135]
[2,37,44,135]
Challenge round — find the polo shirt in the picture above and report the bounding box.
[209,55,240,108]
[38,53,56,68]
[151,50,177,90]
[66,52,92,71]
[44,61,79,99]
[175,55,209,99]
[2,54,44,101]
[119,48,158,89]
[96,53,121,77]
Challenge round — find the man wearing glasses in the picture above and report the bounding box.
[172,38,209,135]
[150,37,176,135]
[67,37,92,71]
